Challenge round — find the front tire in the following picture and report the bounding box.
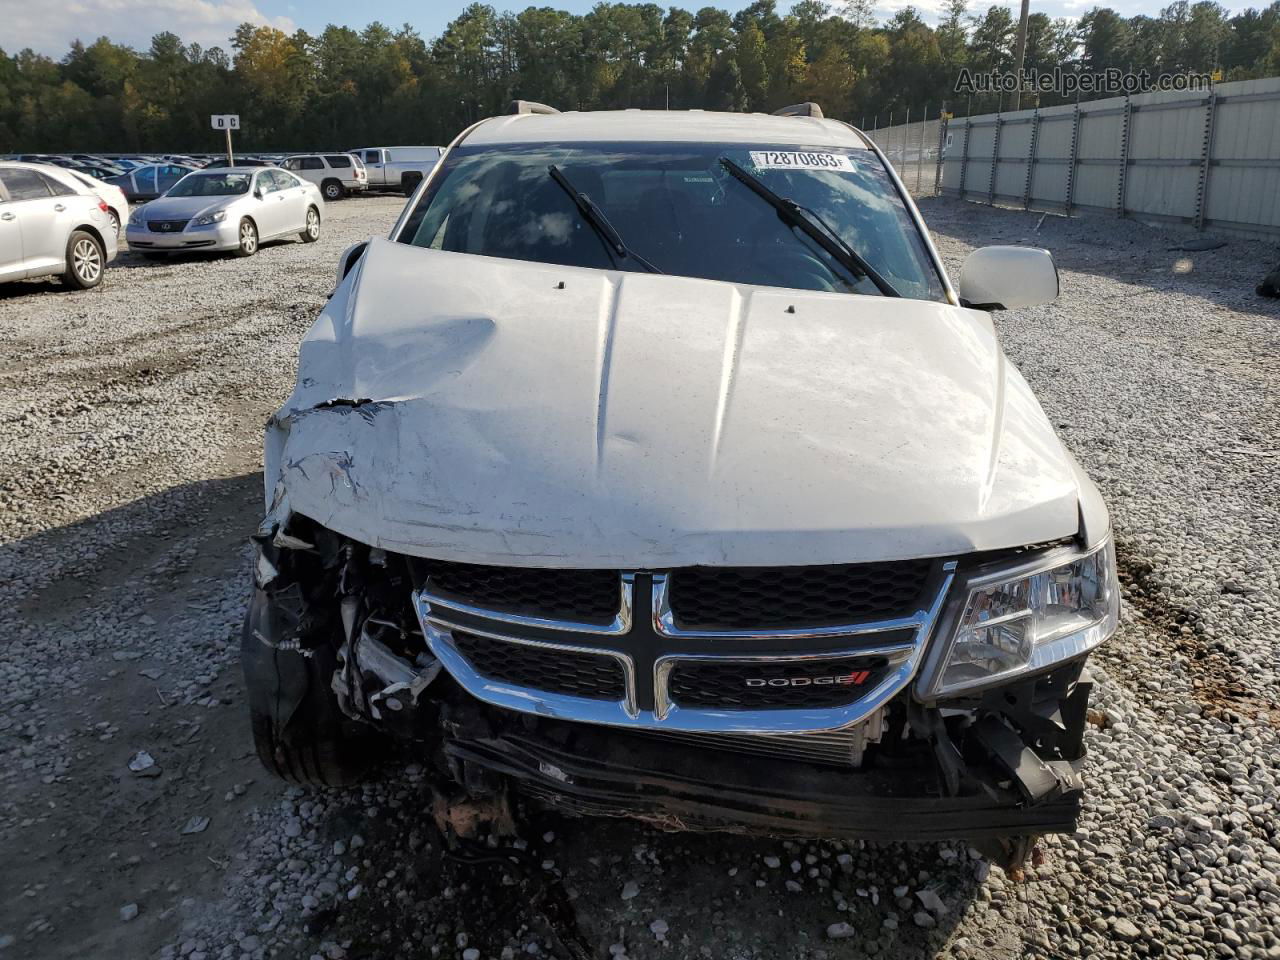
[299,206,321,243]
[108,210,120,238]
[63,231,105,289]
[234,218,258,258]
[321,179,344,201]
[242,590,382,787]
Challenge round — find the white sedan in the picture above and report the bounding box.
[125,167,324,258]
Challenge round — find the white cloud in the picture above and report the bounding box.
[0,0,296,56]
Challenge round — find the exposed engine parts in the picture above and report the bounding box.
[242,513,1100,870]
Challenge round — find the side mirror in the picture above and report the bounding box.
[333,240,369,294]
[958,246,1059,310]
[254,188,264,199]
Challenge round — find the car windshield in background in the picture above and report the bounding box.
[398,141,945,301]
[167,173,252,197]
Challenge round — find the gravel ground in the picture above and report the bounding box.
[2,192,1279,960]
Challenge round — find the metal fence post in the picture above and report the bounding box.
[989,113,1003,204]
[958,118,971,199]
[1023,109,1040,209]
[934,112,949,196]
[1116,96,1131,217]
[1064,102,1081,216]
[900,106,910,175]
[918,104,929,193]
[1193,91,1218,231]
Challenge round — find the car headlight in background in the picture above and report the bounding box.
[193,210,227,226]
[924,538,1119,698]
[128,209,144,226]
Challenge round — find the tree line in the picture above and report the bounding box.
[3,0,1279,152]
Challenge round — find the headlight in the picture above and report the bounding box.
[924,538,1119,698]
[128,209,144,226]
[194,210,227,226]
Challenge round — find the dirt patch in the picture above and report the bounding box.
[1115,541,1280,726]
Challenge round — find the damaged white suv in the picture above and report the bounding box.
[243,102,1118,869]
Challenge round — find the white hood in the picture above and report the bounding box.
[264,238,1087,567]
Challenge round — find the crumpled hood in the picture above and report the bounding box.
[264,238,1086,567]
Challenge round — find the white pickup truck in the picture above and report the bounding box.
[350,146,443,196]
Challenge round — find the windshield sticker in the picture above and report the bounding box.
[748,151,855,172]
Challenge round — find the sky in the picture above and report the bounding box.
[0,0,1262,59]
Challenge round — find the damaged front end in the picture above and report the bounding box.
[244,512,1115,869]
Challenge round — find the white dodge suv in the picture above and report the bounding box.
[0,161,117,290]
[242,103,1117,870]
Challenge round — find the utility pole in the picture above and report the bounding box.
[1012,0,1030,111]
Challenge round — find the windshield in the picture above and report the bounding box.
[398,141,945,301]
[167,172,252,197]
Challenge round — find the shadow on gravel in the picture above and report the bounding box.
[915,196,1280,317]
[0,277,84,299]
[1,471,261,614]
[113,238,305,270]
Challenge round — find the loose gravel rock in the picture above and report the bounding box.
[2,193,1279,959]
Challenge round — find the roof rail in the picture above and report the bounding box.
[508,100,561,116]
[772,102,824,119]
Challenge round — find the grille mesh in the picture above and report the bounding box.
[147,219,189,232]
[452,632,626,701]
[667,560,934,630]
[423,561,620,623]
[668,656,890,709]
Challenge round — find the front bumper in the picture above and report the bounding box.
[444,710,1086,845]
[125,220,239,252]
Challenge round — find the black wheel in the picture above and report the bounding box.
[401,172,422,197]
[234,218,258,257]
[322,179,344,201]
[108,210,120,238]
[299,205,321,243]
[242,589,383,787]
[63,230,104,289]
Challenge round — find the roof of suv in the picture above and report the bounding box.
[465,109,871,148]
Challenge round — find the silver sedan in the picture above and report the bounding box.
[125,167,324,258]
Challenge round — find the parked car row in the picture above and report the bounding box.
[0,159,326,292]
[1,144,445,293]
[6,145,444,200]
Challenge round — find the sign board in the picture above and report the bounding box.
[210,114,241,131]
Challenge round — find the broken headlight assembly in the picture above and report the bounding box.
[922,537,1119,698]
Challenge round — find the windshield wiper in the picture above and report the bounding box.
[547,165,662,274]
[718,157,899,298]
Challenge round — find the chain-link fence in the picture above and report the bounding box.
[862,110,946,197]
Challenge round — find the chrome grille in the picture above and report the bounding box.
[415,562,955,743]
